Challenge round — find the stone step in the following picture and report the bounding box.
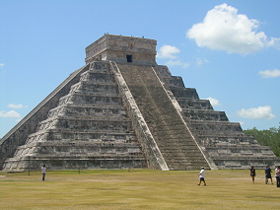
[195,135,259,148]
[73,80,117,86]
[156,140,199,145]
[170,87,199,99]
[69,94,122,105]
[197,133,248,138]
[73,83,119,95]
[28,128,135,138]
[81,69,113,75]
[15,147,143,157]
[162,155,207,161]
[194,130,245,137]
[161,151,206,157]
[154,137,197,144]
[176,99,212,110]
[197,135,256,142]
[48,106,127,118]
[19,140,142,148]
[53,120,132,131]
[158,146,202,151]
[3,156,147,172]
[66,104,123,109]
[38,116,130,125]
[58,92,122,105]
[213,159,280,169]
[160,77,185,89]
[88,61,111,71]
[153,134,192,141]
[81,69,115,76]
[26,135,137,145]
[166,159,208,164]
[167,163,208,170]
[80,71,116,83]
[70,91,120,98]
[213,156,279,161]
[154,66,171,77]
[149,119,185,126]
[190,120,241,127]
[190,121,243,133]
[6,154,147,163]
[183,109,228,121]
[206,145,272,150]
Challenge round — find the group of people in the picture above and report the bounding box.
[197,165,280,187]
[250,165,280,187]
[40,164,280,187]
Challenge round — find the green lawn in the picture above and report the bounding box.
[0,169,279,209]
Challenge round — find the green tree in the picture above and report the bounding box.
[244,124,280,157]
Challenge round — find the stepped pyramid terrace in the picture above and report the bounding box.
[0,34,279,172]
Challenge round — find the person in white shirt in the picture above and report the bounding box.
[198,167,206,186]
[41,164,47,181]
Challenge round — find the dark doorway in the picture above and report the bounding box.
[126,55,133,63]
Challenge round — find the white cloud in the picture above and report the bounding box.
[7,104,27,109]
[0,110,21,118]
[195,58,208,66]
[259,69,280,78]
[157,45,180,59]
[237,106,275,119]
[206,97,220,107]
[165,60,190,69]
[0,63,4,68]
[187,3,279,54]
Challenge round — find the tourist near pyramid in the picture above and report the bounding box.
[0,34,279,172]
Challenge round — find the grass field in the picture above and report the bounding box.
[0,169,279,210]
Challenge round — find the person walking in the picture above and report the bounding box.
[265,165,273,184]
[250,166,256,183]
[275,166,280,188]
[198,167,206,186]
[41,164,47,181]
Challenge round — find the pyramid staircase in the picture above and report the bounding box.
[116,64,209,170]
[3,62,146,171]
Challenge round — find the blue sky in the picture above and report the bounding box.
[1,0,279,138]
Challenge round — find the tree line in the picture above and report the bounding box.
[244,124,280,157]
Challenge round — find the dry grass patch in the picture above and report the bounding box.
[0,169,279,209]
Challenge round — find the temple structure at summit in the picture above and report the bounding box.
[0,34,279,171]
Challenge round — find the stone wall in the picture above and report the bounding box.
[85,34,157,65]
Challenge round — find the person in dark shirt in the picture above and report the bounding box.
[250,166,256,183]
[265,165,273,184]
[275,166,280,187]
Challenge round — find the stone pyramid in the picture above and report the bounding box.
[0,34,279,171]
